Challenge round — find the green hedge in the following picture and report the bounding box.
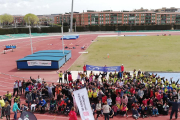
[0,27,69,35]
[0,25,176,35]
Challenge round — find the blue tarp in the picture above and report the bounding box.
[34,50,71,54]
[17,56,63,61]
[86,65,121,72]
[16,50,71,70]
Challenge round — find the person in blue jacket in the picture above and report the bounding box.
[38,98,46,113]
[168,98,180,120]
[12,101,21,120]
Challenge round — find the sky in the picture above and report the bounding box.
[0,0,180,15]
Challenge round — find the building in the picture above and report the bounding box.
[13,15,25,25]
[154,7,180,13]
[54,10,180,26]
[37,14,60,26]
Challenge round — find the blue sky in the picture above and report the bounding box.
[0,0,180,15]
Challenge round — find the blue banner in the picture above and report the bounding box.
[86,65,121,72]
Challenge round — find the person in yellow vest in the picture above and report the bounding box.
[109,77,114,83]
[0,96,5,119]
[102,77,107,83]
[5,91,12,106]
[170,78,179,89]
[152,77,156,85]
[163,79,169,86]
[88,88,93,102]
[114,76,118,83]
[57,71,63,83]
[92,89,98,104]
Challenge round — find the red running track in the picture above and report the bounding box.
[0,32,180,120]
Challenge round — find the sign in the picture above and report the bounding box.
[18,111,37,120]
[86,65,121,72]
[27,61,51,66]
[73,88,94,120]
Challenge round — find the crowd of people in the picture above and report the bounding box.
[0,65,180,120]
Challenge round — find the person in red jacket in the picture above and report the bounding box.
[121,64,124,73]
[69,107,77,120]
[102,95,107,104]
[68,74,72,83]
[142,98,150,106]
[83,64,87,75]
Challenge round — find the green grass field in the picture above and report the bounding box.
[70,36,180,72]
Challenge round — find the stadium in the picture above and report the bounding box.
[0,30,180,120]
[1,0,180,120]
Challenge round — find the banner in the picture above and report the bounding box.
[27,61,51,66]
[18,111,37,120]
[73,88,94,120]
[86,65,121,72]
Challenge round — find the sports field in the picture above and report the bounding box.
[70,35,180,72]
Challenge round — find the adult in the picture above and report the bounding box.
[69,107,77,120]
[168,98,180,120]
[4,101,11,120]
[13,80,19,97]
[38,98,47,113]
[5,91,12,106]
[83,64,87,75]
[121,64,124,73]
[102,101,111,120]
[57,71,63,83]
[0,96,5,119]
[12,101,20,120]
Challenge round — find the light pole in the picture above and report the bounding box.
[28,17,33,54]
[62,21,64,54]
[70,0,74,32]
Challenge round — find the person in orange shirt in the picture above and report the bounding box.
[55,84,61,96]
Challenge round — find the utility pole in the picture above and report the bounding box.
[28,17,33,54]
[70,0,74,32]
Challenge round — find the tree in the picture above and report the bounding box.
[0,15,2,23]
[24,13,39,26]
[1,14,13,25]
[73,18,76,23]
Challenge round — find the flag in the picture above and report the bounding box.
[73,88,94,120]
[18,111,37,120]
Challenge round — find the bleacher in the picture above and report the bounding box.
[0,35,12,40]
[9,33,49,38]
[31,33,49,36]
[10,34,30,38]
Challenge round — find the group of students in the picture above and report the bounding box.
[7,67,180,120]
[84,68,180,120]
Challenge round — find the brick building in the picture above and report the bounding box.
[13,16,25,25]
[54,11,180,26]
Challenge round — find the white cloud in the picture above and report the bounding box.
[0,0,179,15]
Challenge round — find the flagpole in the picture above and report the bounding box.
[28,17,33,54]
[62,22,64,54]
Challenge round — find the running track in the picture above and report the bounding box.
[0,32,180,120]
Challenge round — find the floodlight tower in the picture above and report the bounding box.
[70,0,74,32]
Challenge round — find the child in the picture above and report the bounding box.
[121,104,128,117]
[141,106,147,118]
[112,104,118,116]
[162,103,169,115]
[109,109,114,118]
[107,96,112,106]
[147,104,153,116]
[132,107,140,120]
[152,106,159,116]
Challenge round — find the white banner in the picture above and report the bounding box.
[27,61,51,66]
[73,88,94,120]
